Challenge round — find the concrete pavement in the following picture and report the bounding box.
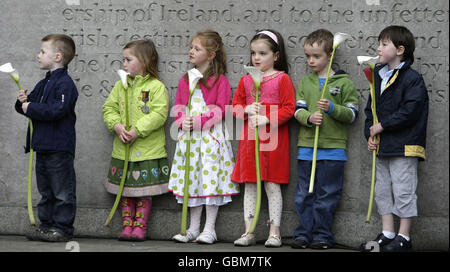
[0,234,357,252]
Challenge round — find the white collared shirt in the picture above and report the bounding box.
[379,62,405,94]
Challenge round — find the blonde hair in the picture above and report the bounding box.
[123,40,160,80]
[186,29,227,88]
[41,34,76,67]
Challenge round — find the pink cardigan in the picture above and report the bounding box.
[173,74,231,130]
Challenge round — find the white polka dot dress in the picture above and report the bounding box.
[168,87,240,206]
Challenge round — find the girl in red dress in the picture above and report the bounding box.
[231,30,295,247]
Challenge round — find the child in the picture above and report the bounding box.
[292,29,358,249]
[360,25,428,252]
[232,30,296,247]
[15,34,78,242]
[102,40,170,241]
[169,30,239,244]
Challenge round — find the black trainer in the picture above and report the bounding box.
[359,233,394,252]
[310,241,332,250]
[41,229,72,242]
[291,237,309,249]
[383,235,412,252]
[26,228,48,241]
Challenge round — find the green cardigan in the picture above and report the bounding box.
[294,71,358,149]
[102,75,169,162]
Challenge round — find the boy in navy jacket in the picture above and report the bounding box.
[361,26,429,252]
[15,34,78,242]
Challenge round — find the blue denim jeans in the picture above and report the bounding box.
[36,152,76,236]
[293,160,344,245]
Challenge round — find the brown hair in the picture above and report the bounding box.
[185,29,227,88]
[123,40,160,80]
[304,29,334,55]
[250,29,289,73]
[41,34,76,67]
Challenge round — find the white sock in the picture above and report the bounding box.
[398,233,411,241]
[203,205,218,234]
[187,206,203,235]
[382,230,396,239]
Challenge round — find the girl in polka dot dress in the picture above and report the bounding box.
[168,30,240,244]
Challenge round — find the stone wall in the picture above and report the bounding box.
[0,0,448,250]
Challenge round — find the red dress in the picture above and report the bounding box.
[231,72,296,184]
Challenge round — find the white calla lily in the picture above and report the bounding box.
[179,67,203,235]
[242,64,264,234]
[244,65,263,89]
[187,68,203,93]
[1,62,35,225]
[0,62,15,73]
[357,55,379,68]
[333,32,351,49]
[117,69,130,88]
[0,62,21,89]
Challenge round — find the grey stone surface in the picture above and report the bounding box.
[0,0,448,251]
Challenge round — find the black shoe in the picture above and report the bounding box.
[359,233,394,252]
[291,237,309,249]
[383,235,412,252]
[26,228,48,241]
[310,241,332,250]
[41,229,71,242]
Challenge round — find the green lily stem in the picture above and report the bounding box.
[27,118,36,226]
[180,94,193,236]
[309,48,336,194]
[366,67,378,223]
[248,85,261,234]
[14,76,36,226]
[105,87,131,226]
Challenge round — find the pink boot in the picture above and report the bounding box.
[130,198,152,241]
[118,197,136,241]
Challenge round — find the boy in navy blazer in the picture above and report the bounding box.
[15,34,78,242]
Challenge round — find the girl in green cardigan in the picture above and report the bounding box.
[102,40,170,241]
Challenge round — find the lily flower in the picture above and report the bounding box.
[244,65,263,91]
[243,65,263,234]
[357,55,379,223]
[357,55,379,68]
[1,62,35,225]
[0,62,22,89]
[180,68,203,235]
[309,32,350,194]
[188,68,203,93]
[117,69,130,88]
[333,32,351,49]
[105,70,132,226]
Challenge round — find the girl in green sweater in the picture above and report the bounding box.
[102,40,170,241]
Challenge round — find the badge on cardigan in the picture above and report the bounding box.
[141,90,150,113]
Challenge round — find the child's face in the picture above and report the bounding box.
[250,39,278,73]
[303,42,330,75]
[37,41,60,71]
[122,48,143,77]
[377,38,403,67]
[189,37,213,68]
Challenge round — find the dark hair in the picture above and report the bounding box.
[378,25,415,64]
[250,29,289,73]
[41,34,76,67]
[185,29,226,89]
[124,40,160,80]
[304,29,334,55]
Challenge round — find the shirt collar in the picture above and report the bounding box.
[379,62,405,80]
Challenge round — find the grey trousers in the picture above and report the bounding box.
[375,156,419,218]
